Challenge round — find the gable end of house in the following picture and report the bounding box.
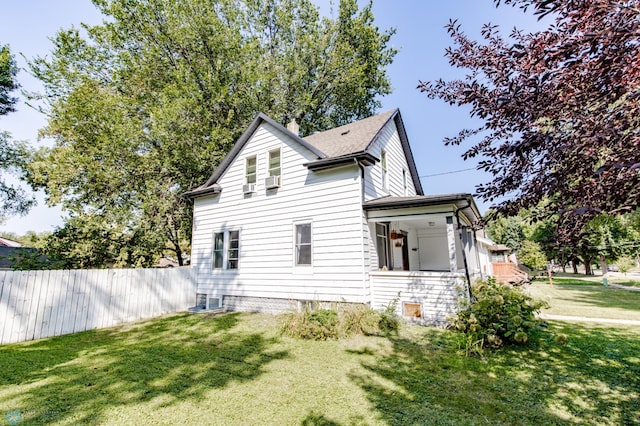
[185,112,327,199]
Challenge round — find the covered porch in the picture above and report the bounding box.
[363,194,487,324]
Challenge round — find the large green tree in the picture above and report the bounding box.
[28,0,396,267]
[420,0,640,244]
[0,44,34,219]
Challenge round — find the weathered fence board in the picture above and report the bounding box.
[0,267,195,344]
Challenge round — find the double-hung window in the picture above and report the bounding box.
[213,232,224,269]
[268,149,281,177]
[375,223,390,269]
[295,223,312,266]
[245,156,257,184]
[212,230,240,270]
[227,230,240,269]
[381,150,388,189]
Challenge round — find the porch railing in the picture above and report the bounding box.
[491,262,530,284]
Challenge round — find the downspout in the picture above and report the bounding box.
[454,200,474,302]
[356,160,374,306]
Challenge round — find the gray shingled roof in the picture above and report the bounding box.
[186,108,425,198]
[303,109,396,157]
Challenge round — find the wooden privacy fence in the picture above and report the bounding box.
[0,267,196,345]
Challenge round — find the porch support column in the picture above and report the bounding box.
[446,216,457,272]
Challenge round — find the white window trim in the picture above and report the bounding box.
[245,155,257,185]
[212,229,241,271]
[206,294,222,310]
[268,148,281,177]
[293,219,313,272]
[212,231,225,270]
[227,229,240,270]
[375,223,391,270]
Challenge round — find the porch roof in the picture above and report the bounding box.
[363,194,483,225]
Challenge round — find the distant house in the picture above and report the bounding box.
[0,237,30,270]
[0,237,22,248]
[186,109,492,324]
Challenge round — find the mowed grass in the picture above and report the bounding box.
[1,312,639,425]
[530,277,640,320]
[539,273,640,288]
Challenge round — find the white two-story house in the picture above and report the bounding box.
[186,109,489,324]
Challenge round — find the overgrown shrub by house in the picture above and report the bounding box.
[453,277,548,354]
[279,303,400,340]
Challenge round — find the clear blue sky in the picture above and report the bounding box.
[0,0,545,235]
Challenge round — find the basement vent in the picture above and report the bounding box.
[207,296,222,310]
[196,293,207,309]
[403,303,422,318]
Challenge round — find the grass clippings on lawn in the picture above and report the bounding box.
[1,312,639,425]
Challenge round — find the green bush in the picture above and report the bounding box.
[279,303,400,340]
[453,277,548,354]
[378,295,400,334]
[615,256,636,275]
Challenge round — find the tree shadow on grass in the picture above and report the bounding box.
[0,312,288,424]
[349,323,640,425]
[300,412,342,425]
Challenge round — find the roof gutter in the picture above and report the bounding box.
[304,152,378,171]
[362,193,475,211]
[183,184,222,200]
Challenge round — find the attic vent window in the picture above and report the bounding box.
[341,130,350,136]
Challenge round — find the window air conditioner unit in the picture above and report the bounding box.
[265,175,281,189]
[207,296,221,310]
[242,183,256,194]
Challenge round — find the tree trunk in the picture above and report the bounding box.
[600,255,607,274]
[584,257,593,275]
[571,258,579,274]
[175,243,184,266]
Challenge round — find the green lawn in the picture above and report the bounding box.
[530,278,640,320]
[537,273,640,288]
[1,312,639,425]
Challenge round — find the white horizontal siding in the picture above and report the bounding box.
[192,123,368,304]
[364,120,418,201]
[370,271,465,324]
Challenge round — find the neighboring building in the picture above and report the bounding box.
[186,109,491,324]
[0,237,32,270]
[0,237,22,248]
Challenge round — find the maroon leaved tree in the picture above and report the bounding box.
[420,0,640,240]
